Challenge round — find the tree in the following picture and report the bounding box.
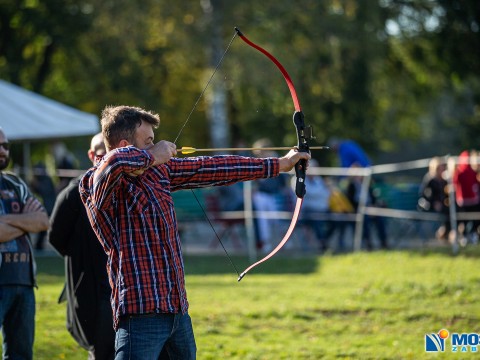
[0,0,93,92]
[2,0,478,162]
[380,0,480,154]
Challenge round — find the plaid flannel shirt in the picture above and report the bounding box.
[79,146,278,329]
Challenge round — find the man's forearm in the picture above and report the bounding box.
[0,222,25,242]
[0,212,49,234]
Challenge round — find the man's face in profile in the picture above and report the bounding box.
[0,131,10,171]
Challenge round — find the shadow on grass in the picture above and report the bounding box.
[401,243,480,259]
[34,243,480,279]
[184,254,321,275]
[34,253,321,277]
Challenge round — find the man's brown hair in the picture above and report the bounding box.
[101,106,160,150]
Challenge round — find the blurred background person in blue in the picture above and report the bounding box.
[328,138,371,168]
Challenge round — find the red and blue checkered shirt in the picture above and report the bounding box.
[79,146,279,329]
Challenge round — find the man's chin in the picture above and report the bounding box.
[0,158,10,171]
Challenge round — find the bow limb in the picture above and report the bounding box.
[235,27,301,111]
[235,27,310,198]
[235,28,312,281]
[237,197,303,281]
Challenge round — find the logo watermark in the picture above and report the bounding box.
[425,329,479,353]
[425,329,449,352]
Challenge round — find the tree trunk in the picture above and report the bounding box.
[202,0,229,149]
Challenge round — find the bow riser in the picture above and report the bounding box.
[293,110,311,198]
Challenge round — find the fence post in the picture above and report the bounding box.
[243,181,257,262]
[353,169,372,252]
[446,156,459,254]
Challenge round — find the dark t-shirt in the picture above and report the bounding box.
[0,172,38,286]
[0,237,32,285]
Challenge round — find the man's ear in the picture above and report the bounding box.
[87,149,95,163]
[118,139,131,148]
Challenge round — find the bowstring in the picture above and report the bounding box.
[190,191,240,277]
[174,29,240,277]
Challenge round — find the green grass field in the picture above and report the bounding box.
[3,246,480,359]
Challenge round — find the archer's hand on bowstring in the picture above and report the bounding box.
[129,140,177,176]
[148,140,177,165]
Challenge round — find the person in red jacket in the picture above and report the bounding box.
[452,150,480,244]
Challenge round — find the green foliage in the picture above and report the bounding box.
[0,0,93,90]
[6,248,479,359]
[1,0,479,162]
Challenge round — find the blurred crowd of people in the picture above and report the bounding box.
[212,138,390,254]
[211,141,480,254]
[419,150,480,246]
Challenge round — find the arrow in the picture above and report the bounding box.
[178,146,329,155]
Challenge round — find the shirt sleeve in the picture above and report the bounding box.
[80,146,154,211]
[167,155,279,191]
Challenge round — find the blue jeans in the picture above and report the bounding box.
[115,313,196,360]
[0,285,35,360]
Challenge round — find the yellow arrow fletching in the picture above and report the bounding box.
[180,147,197,154]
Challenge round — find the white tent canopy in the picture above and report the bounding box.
[0,79,99,141]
